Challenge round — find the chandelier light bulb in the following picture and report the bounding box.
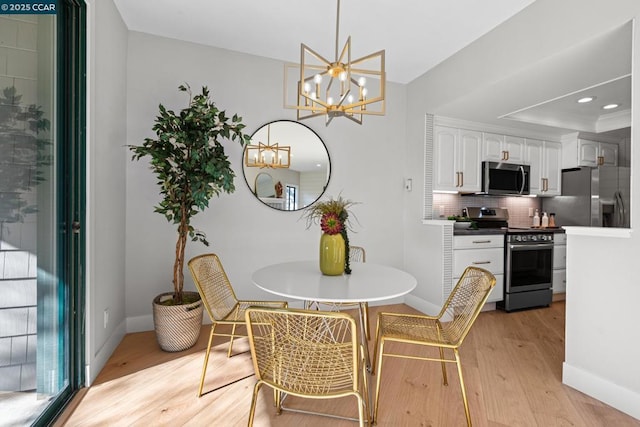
[339,71,347,81]
[358,77,366,87]
[327,96,334,105]
[311,92,317,100]
[303,82,311,93]
[347,94,354,103]
[362,87,368,97]
[314,74,323,84]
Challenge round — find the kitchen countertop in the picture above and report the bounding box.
[454,228,506,236]
[454,227,566,236]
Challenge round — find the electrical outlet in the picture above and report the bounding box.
[404,178,412,191]
[528,207,534,217]
[439,205,445,217]
[104,308,110,329]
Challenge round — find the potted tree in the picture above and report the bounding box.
[130,84,250,351]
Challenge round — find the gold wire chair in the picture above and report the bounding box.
[187,253,288,397]
[245,307,370,426]
[309,246,371,339]
[372,266,496,426]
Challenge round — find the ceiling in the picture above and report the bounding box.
[112,0,535,85]
[113,1,632,139]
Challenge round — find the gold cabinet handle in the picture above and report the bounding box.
[542,177,548,192]
[472,261,491,265]
[472,240,492,244]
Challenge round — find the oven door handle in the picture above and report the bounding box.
[509,243,554,251]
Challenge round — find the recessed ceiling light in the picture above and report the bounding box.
[602,103,619,110]
[577,96,595,103]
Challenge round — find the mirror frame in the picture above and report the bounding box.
[242,120,331,211]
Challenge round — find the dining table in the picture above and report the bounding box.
[251,260,418,370]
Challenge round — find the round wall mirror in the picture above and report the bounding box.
[242,120,331,211]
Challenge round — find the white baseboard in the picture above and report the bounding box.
[563,362,640,421]
[403,294,441,315]
[126,313,154,333]
[87,320,126,385]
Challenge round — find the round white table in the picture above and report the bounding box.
[251,260,417,304]
[252,260,417,418]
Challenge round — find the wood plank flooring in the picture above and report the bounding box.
[58,302,640,426]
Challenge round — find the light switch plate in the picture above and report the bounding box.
[404,178,412,191]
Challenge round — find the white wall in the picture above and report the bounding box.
[86,0,128,383]
[124,32,407,331]
[405,0,640,419]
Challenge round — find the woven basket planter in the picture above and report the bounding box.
[152,291,203,352]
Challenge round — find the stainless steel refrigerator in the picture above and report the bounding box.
[542,166,630,228]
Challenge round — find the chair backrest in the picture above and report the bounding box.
[439,266,496,347]
[349,246,366,263]
[245,307,360,396]
[188,253,239,321]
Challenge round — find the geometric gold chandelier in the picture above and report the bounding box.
[284,0,386,126]
[243,124,291,169]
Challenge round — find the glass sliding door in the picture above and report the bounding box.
[0,1,85,425]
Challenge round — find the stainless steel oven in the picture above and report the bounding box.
[499,232,554,312]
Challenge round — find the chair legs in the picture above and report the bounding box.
[198,323,217,397]
[372,337,385,424]
[228,323,237,358]
[247,380,264,426]
[198,321,247,397]
[373,338,472,426]
[454,349,472,427]
[360,302,370,340]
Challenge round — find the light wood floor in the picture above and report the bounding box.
[59,302,639,426]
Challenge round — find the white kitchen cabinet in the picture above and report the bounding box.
[453,235,504,303]
[483,133,525,163]
[434,126,482,192]
[564,139,619,168]
[552,233,566,294]
[525,139,561,196]
[578,139,618,167]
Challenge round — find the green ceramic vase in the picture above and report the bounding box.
[319,233,345,276]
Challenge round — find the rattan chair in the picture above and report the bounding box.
[187,253,288,397]
[372,266,496,426]
[309,246,371,339]
[245,307,369,426]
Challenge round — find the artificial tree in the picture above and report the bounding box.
[130,84,250,305]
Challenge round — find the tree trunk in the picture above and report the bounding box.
[173,207,188,305]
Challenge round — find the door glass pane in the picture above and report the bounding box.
[0,13,65,425]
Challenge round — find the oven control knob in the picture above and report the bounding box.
[531,235,537,241]
[515,235,522,242]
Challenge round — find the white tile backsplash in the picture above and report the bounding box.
[433,193,542,227]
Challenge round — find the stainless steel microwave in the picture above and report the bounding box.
[481,161,530,195]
